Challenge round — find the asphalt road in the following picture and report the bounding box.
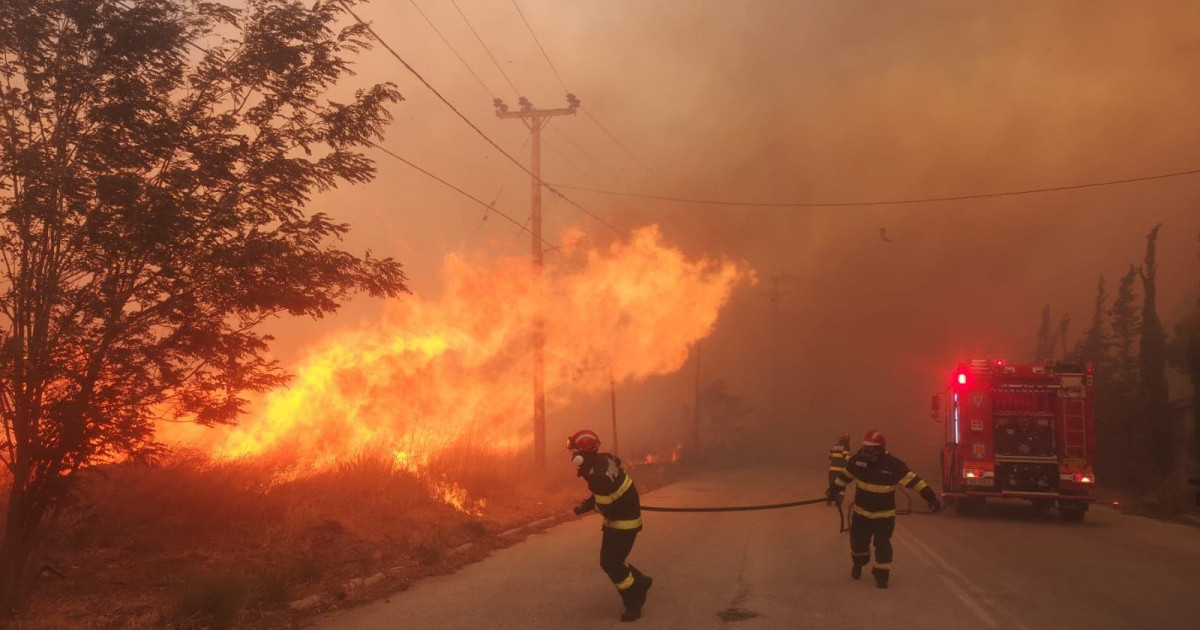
[311,465,1200,630]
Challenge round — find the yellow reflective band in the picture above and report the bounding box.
[898,471,917,486]
[594,475,633,505]
[829,465,847,471]
[913,480,929,493]
[851,551,871,558]
[834,477,849,488]
[603,517,643,530]
[874,563,892,570]
[855,480,896,494]
[614,572,635,590]
[853,506,897,519]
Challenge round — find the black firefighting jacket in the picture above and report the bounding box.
[576,452,642,531]
[828,440,851,472]
[831,451,937,519]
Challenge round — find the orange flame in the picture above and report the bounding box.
[173,226,752,512]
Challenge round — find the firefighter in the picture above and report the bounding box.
[568,429,653,622]
[826,432,852,509]
[826,430,942,589]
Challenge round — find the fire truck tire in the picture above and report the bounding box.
[1058,501,1087,522]
[954,496,983,516]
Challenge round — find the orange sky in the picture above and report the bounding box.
[232,0,1200,463]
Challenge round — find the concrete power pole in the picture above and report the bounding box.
[495,94,580,470]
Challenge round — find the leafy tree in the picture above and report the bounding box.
[1138,224,1171,478]
[1072,276,1111,368]
[1101,265,1142,484]
[1034,304,1055,362]
[0,0,406,608]
[1169,234,1200,464]
[1110,265,1142,389]
[1056,313,1070,360]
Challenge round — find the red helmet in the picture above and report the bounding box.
[567,429,600,453]
[861,430,886,447]
[838,432,850,442]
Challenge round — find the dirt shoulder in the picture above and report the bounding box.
[7,456,685,630]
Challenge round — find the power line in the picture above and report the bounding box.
[580,109,658,178]
[510,0,567,93]
[406,0,496,99]
[335,1,624,235]
[543,135,594,182]
[370,142,558,250]
[503,1,655,180]
[553,166,1200,208]
[449,0,522,96]
[548,121,625,183]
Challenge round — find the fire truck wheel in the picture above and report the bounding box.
[1058,501,1087,522]
[1031,498,1055,510]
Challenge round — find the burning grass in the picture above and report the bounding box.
[5,446,624,629]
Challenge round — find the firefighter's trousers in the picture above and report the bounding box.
[849,513,895,573]
[600,527,649,609]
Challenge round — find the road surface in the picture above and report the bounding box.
[311,465,1200,629]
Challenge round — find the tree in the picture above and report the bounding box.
[1072,276,1111,368]
[1168,234,1200,465]
[1056,313,1070,361]
[1110,265,1142,388]
[1034,305,1055,362]
[0,0,406,608]
[1138,224,1171,478]
[1102,265,1141,485]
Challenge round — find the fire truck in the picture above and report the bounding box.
[932,359,1096,521]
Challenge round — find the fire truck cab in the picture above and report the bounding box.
[933,359,1096,521]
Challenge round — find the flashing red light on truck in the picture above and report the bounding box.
[957,373,967,385]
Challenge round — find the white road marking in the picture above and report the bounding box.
[900,528,1035,630]
[899,530,1001,629]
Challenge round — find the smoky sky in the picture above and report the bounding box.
[256,1,1200,463]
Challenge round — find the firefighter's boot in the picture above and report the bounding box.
[618,581,641,622]
[629,567,653,609]
[872,568,889,589]
[851,564,862,580]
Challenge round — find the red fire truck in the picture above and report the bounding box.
[932,359,1096,521]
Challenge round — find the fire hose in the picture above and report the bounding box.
[638,488,937,534]
[640,497,828,513]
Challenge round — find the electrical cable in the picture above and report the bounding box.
[554,166,1200,208]
[336,1,625,235]
[370,142,558,250]
[448,0,522,96]
[505,1,654,179]
[406,0,497,99]
[510,0,567,93]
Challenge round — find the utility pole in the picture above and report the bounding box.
[495,94,580,470]
[693,340,702,454]
[768,273,799,427]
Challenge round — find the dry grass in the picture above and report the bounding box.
[2,446,605,630]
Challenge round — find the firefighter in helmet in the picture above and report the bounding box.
[826,430,942,588]
[568,429,653,622]
[826,432,852,509]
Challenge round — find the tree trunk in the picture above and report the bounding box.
[0,479,34,614]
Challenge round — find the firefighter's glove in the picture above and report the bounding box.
[920,488,942,513]
[573,497,595,516]
[825,485,840,506]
